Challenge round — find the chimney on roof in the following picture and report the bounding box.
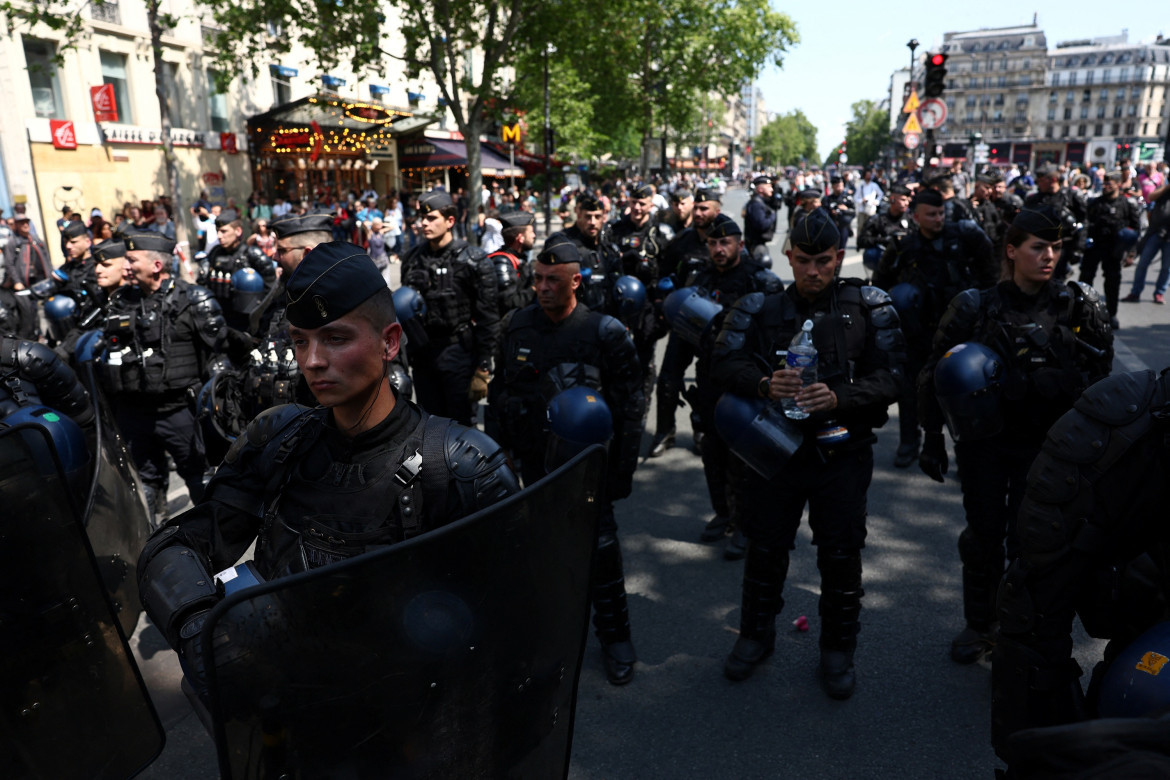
[1032,12,1037,25]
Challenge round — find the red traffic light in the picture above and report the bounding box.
[990,148,997,155]
[930,53,946,66]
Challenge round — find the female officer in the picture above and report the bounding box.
[918,206,1114,664]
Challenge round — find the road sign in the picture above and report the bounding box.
[904,133,920,150]
[974,142,990,163]
[839,153,849,164]
[918,98,948,130]
[902,90,920,114]
[902,112,922,135]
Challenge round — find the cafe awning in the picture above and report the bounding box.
[399,136,524,178]
[248,94,436,160]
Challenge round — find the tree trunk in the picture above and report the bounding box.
[147,0,189,275]
[464,114,483,244]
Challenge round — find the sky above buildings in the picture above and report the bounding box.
[758,1,1169,162]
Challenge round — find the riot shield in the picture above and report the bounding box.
[79,361,154,638]
[0,425,164,779]
[205,445,606,780]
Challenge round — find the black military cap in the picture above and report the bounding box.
[1035,163,1060,179]
[92,239,126,262]
[911,188,945,208]
[1011,207,1065,242]
[630,184,654,200]
[798,188,822,201]
[576,190,604,211]
[215,208,242,228]
[751,175,771,187]
[285,241,390,328]
[975,173,999,186]
[417,189,454,214]
[124,232,176,254]
[694,187,722,204]
[790,208,840,255]
[271,210,334,238]
[706,214,742,239]
[889,184,913,196]
[499,211,535,229]
[62,220,89,240]
[112,219,132,238]
[829,174,842,184]
[536,233,582,265]
[671,187,693,202]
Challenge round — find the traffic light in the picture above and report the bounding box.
[924,52,948,98]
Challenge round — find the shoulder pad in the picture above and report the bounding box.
[597,313,630,341]
[223,403,314,465]
[443,422,519,493]
[835,278,864,305]
[860,285,893,307]
[505,304,539,333]
[951,287,983,318]
[957,218,981,236]
[1071,369,1158,428]
[456,244,488,264]
[246,245,267,262]
[732,291,766,315]
[186,284,215,303]
[1067,279,1099,304]
[753,268,783,294]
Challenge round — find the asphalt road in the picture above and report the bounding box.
[133,185,1167,779]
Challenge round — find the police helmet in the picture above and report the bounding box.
[1097,620,1170,719]
[863,247,884,273]
[888,282,924,314]
[44,295,78,342]
[73,330,104,364]
[392,286,427,323]
[657,276,676,295]
[230,268,266,315]
[934,342,1004,441]
[663,286,723,348]
[613,275,647,317]
[1118,227,1140,250]
[544,385,613,473]
[713,393,804,480]
[0,405,90,493]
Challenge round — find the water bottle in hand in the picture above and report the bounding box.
[782,319,817,420]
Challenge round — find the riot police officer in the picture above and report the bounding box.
[58,219,97,288]
[487,235,644,685]
[1024,163,1087,280]
[823,175,856,250]
[661,187,694,233]
[1082,171,1141,326]
[918,206,1113,665]
[857,184,912,277]
[873,188,996,468]
[488,210,536,316]
[930,176,977,223]
[550,190,621,314]
[970,174,1008,255]
[137,242,519,704]
[98,232,230,521]
[672,214,780,554]
[399,190,500,426]
[744,175,779,261]
[651,187,723,457]
[198,209,276,329]
[711,209,904,699]
[992,172,1024,227]
[48,237,128,359]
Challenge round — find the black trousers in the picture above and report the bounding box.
[114,402,207,510]
[654,333,695,437]
[1080,247,1121,317]
[412,341,475,426]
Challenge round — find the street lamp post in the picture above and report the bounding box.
[906,39,919,165]
[543,42,555,234]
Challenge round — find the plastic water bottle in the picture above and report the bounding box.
[782,319,817,420]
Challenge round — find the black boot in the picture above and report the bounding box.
[818,548,863,700]
[592,533,636,685]
[724,542,788,681]
[952,529,1003,664]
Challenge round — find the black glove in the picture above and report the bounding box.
[919,431,949,483]
[225,327,255,366]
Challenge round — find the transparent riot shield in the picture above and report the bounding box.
[205,445,606,780]
[79,362,154,637]
[0,425,164,779]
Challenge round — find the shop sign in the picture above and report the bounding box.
[50,120,77,150]
[502,124,521,143]
[202,172,224,185]
[102,125,205,147]
[220,133,238,154]
[90,84,118,122]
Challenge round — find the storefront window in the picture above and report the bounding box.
[206,68,229,133]
[163,61,183,128]
[24,38,65,119]
[100,50,133,123]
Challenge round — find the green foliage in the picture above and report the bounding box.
[842,99,890,167]
[754,110,817,168]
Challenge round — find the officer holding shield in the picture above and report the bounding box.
[711,209,904,698]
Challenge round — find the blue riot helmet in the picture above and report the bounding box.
[544,385,613,473]
[713,393,804,480]
[74,330,104,364]
[934,342,1004,441]
[663,286,723,348]
[1097,620,1170,718]
[613,275,646,318]
[863,247,884,273]
[657,276,675,295]
[44,294,78,342]
[888,282,923,314]
[230,268,266,315]
[29,267,70,300]
[579,266,592,282]
[392,285,427,323]
[0,405,89,496]
[1118,227,1139,250]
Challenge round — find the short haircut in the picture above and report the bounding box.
[502,225,527,245]
[281,230,332,249]
[350,286,396,335]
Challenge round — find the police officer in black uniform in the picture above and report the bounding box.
[136,242,519,702]
[873,188,996,468]
[991,172,1024,227]
[400,190,500,426]
[823,174,856,250]
[681,214,781,554]
[1082,171,1141,326]
[712,209,904,699]
[197,208,276,326]
[744,175,779,261]
[971,174,1008,255]
[857,183,913,274]
[58,219,98,288]
[930,175,977,223]
[550,190,621,315]
[98,232,229,521]
[487,235,644,685]
[1024,163,1088,280]
[918,207,1113,665]
[488,210,536,316]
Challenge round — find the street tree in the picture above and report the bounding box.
[842,99,891,167]
[754,110,818,168]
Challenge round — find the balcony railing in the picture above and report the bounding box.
[90,1,121,24]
